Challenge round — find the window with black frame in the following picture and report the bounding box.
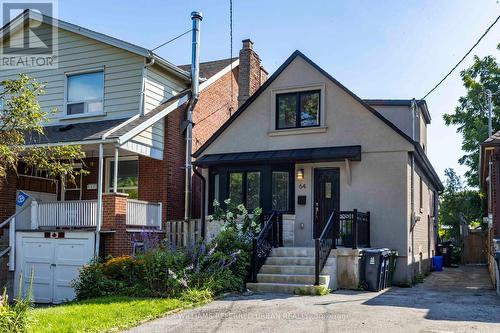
[228,171,261,210]
[276,90,320,129]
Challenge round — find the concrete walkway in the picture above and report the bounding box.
[125,265,500,333]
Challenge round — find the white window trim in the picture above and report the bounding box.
[104,155,139,193]
[63,67,105,119]
[269,83,326,134]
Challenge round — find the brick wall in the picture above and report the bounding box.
[0,171,17,237]
[101,193,130,257]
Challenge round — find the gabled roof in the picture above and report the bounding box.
[364,99,431,124]
[179,58,238,80]
[0,10,191,81]
[193,50,443,191]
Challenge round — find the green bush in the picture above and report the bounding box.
[73,228,252,300]
[0,276,33,333]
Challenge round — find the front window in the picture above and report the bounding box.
[272,171,290,211]
[228,171,261,210]
[107,158,138,199]
[277,90,320,129]
[66,71,104,115]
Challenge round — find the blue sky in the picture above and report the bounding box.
[58,0,500,183]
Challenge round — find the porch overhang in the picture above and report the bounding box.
[194,145,362,167]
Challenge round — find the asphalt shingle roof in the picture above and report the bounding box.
[178,58,237,80]
[25,118,128,145]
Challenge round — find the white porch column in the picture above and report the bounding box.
[95,143,104,257]
[113,146,119,193]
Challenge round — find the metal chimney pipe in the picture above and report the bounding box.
[184,11,202,221]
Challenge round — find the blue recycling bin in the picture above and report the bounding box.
[432,256,443,271]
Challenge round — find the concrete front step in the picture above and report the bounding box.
[271,247,315,257]
[260,264,316,275]
[246,282,321,294]
[257,273,329,285]
[265,256,315,266]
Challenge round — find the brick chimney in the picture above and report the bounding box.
[238,39,266,107]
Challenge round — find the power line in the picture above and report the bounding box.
[151,29,192,51]
[421,13,500,100]
[229,0,234,115]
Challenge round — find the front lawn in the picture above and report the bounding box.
[30,296,195,333]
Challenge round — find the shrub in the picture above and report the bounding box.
[73,204,255,300]
[0,275,33,333]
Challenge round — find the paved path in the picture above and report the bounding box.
[126,265,500,333]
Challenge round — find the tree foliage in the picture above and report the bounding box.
[443,43,500,187]
[438,168,482,241]
[0,74,86,182]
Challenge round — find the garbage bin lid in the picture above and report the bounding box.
[363,248,390,254]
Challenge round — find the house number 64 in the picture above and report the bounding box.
[299,184,306,189]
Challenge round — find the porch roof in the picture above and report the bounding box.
[25,118,129,145]
[194,145,361,167]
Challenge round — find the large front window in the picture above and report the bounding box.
[210,167,293,214]
[276,90,320,129]
[66,71,104,115]
[272,171,290,211]
[228,171,261,210]
[107,158,138,199]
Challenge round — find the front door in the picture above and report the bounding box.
[314,168,340,238]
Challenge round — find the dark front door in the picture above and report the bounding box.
[314,168,340,238]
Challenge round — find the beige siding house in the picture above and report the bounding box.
[194,51,443,289]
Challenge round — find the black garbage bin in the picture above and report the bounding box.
[438,242,454,268]
[363,248,390,291]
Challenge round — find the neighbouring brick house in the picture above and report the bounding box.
[479,132,500,295]
[0,11,266,303]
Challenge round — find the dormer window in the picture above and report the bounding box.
[66,70,104,116]
[276,90,320,129]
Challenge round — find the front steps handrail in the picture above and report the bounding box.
[314,210,337,285]
[250,211,283,283]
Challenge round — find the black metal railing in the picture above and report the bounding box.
[250,211,283,282]
[314,209,371,285]
[337,209,370,249]
[314,210,336,285]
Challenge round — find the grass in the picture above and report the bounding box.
[29,296,201,333]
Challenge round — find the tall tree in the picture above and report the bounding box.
[0,74,86,183]
[438,168,482,241]
[443,43,500,187]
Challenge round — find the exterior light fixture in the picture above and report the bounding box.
[296,169,304,180]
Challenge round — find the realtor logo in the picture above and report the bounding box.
[0,0,58,69]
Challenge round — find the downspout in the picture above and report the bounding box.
[193,167,206,239]
[140,57,155,116]
[185,11,202,221]
[410,98,416,281]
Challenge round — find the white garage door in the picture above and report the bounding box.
[15,232,95,304]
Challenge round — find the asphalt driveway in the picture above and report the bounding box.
[125,265,500,333]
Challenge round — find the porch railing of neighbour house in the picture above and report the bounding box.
[250,211,283,283]
[314,209,371,285]
[35,200,98,228]
[126,199,162,229]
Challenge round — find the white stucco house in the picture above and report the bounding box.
[193,51,443,292]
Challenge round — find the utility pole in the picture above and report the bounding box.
[486,89,493,137]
